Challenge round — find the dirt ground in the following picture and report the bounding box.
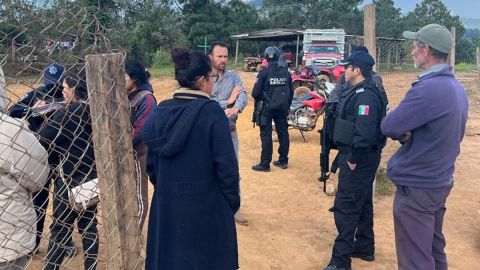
[145,71,480,270]
[9,70,480,269]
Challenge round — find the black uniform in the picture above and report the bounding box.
[252,62,293,168]
[329,79,387,269]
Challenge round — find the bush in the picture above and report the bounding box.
[152,49,173,68]
[375,167,396,197]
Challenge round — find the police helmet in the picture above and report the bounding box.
[264,46,280,62]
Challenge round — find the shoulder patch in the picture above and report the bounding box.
[355,88,365,94]
[358,105,369,116]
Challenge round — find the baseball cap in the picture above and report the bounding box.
[403,24,452,54]
[44,62,65,86]
[338,51,375,72]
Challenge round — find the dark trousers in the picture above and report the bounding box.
[330,151,381,268]
[260,112,289,167]
[33,176,74,250]
[33,178,51,248]
[44,179,99,270]
[393,184,453,270]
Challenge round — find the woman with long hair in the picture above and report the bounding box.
[125,59,156,229]
[39,67,99,270]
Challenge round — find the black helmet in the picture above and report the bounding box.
[264,46,280,62]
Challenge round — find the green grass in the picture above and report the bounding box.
[148,66,175,77]
[454,63,478,72]
[375,167,396,197]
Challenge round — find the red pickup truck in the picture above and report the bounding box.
[302,44,344,82]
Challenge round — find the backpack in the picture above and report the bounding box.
[265,66,291,112]
[129,90,155,127]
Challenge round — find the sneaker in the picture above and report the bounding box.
[234,211,249,226]
[351,252,375,262]
[272,160,288,169]
[251,164,271,172]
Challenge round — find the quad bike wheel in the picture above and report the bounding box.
[293,86,311,98]
[243,63,249,72]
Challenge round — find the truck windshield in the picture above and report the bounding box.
[308,46,339,54]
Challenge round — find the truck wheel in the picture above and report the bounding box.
[243,63,249,72]
[317,74,330,83]
[294,86,311,98]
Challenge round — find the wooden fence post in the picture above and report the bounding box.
[477,47,480,90]
[85,53,143,270]
[364,4,377,72]
[450,27,456,70]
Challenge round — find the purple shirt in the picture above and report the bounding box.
[381,65,468,188]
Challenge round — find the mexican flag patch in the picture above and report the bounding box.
[358,105,369,116]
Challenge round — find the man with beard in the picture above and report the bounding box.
[208,41,249,226]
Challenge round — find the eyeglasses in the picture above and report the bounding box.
[208,73,219,83]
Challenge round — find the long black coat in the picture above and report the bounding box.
[142,89,240,270]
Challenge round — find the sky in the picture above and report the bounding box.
[366,0,480,19]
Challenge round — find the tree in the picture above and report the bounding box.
[402,0,470,63]
[373,0,403,38]
[403,0,465,37]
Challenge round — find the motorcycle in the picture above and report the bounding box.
[285,81,335,142]
[291,65,344,91]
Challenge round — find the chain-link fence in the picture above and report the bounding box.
[1,4,144,270]
[346,32,479,187]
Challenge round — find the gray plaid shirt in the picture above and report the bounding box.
[211,70,248,126]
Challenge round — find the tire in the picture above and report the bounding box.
[293,86,311,98]
[243,63,249,72]
[317,74,330,83]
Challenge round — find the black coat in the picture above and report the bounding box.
[142,88,240,270]
[38,101,96,189]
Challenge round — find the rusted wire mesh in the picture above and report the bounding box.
[1,3,143,270]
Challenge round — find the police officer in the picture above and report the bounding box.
[8,62,65,131]
[323,51,388,270]
[251,46,293,172]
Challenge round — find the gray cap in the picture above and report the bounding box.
[403,24,452,54]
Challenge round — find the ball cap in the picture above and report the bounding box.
[44,62,65,86]
[403,24,452,54]
[338,51,375,71]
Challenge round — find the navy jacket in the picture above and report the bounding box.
[142,88,240,270]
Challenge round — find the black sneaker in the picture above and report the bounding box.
[251,164,271,172]
[273,160,288,169]
[351,252,375,262]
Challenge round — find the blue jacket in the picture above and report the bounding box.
[381,65,468,188]
[142,88,239,270]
